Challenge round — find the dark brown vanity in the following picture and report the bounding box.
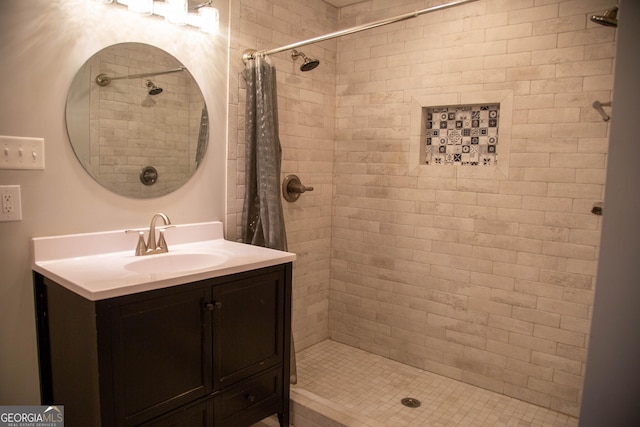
[32,222,295,427]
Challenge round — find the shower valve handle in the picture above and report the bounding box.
[289,181,314,194]
[283,174,314,202]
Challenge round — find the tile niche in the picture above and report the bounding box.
[424,104,500,166]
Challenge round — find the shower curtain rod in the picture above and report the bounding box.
[242,0,478,62]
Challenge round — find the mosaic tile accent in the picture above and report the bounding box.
[424,104,499,166]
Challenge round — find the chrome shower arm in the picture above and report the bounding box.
[95,66,186,86]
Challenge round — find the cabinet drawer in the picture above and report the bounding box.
[214,368,283,427]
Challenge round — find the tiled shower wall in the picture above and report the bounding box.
[227,0,616,418]
[330,0,614,417]
[227,0,338,350]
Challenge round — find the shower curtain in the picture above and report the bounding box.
[241,55,297,383]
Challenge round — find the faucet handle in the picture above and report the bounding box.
[156,227,174,252]
[126,230,147,256]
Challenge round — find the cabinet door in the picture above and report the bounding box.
[212,268,285,388]
[108,286,212,426]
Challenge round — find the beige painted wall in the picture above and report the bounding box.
[0,0,229,403]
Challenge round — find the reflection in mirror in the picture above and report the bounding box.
[66,43,208,198]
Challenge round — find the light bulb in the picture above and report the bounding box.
[198,6,219,34]
[165,0,187,25]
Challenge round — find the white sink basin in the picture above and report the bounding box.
[32,221,296,300]
[124,252,225,274]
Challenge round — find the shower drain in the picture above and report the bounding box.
[401,397,421,408]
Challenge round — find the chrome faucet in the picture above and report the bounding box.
[126,213,173,256]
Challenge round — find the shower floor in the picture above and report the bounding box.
[289,339,579,427]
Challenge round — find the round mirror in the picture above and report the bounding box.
[65,43,208,198]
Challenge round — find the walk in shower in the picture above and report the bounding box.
[233,0,617,424]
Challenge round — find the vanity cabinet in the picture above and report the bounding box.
[34,263,292,427]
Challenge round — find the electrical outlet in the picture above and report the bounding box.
[0,185,22,221]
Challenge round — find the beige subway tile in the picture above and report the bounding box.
[544,211,599,230]
[487,339,531,362]
[499,181,549,196]
[542,241,595,260]
[508,35,558,54]
[560,315,591,334]
[566,258,598,276]
[528,377,579,402]
[519,224,569,242]
[532,351,583,376]
[512,123,553,138]
[548,183,603,199]
[510,153,550,167]
[551,153,607,168]
[532,77,583,94]
[506,358,554,382]
[562,288,594,306]
[539,270,593,290]
[558,28,615,48]
[477,194,525,210]
[556,59,613,78]
[509,332,557,354]
[516,253,566,272]
[513,94,556,109]
[497,208,545,225]
[583,74,614,91]
[470,271,515,291]
[575,168,606,184]
[489,314,534,335]
[513,306,561,327]
[584,41,617,60]
[506,65,556,81]
[532,46,585,65]
[537,297,589,319]
[485,52,532,69]
[557,342,588,363]
[462,40,507,58]
[446,330,487,350]
[504,384,552,408]
[473,219,519,237]
[469,296,513,317]
[491,287,539,307]
[487,23,533,41]
[524,167,576,183]
[509,4,559,24]
[522,196,573,213]
[528,107,581,124]
[533,324,585,347]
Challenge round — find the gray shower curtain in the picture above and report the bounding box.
[241,55,296,383]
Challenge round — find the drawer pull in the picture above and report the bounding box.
[246,394,255,402]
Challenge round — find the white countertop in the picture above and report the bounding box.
[32,221,296,301]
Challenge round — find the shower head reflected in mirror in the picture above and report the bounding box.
[591,6,618,27]
[145,80,163,95]
[291,49,320,72]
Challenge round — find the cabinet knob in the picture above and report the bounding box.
[205,301,222,311]
[246,394,255,402]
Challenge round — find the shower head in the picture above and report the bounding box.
[591,6,618,27]
[291,49,320,72]
[145,80,163,95]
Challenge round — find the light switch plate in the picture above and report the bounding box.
[1,135,45,169]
